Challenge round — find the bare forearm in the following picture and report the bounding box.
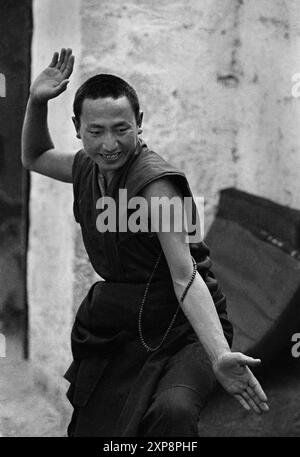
[21,96,54,168]
[173,272,231,364]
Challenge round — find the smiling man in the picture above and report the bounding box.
[22,49,269,437]
[72,76,143,181]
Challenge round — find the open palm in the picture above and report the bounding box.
[213,352,269,414]
[30,48,74,102]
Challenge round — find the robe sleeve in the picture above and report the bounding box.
[72,149,93,223]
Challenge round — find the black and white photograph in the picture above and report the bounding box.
[0,0,299,445]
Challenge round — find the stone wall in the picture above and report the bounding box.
[79,0,300,223]
[234,0,300,210]
[28,0,300,411]
[29,0,82,409]
[79,0,239,227]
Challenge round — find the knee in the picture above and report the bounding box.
[150,387,200,422]
[140,387,202,436]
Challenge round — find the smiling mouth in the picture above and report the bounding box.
[100,151,122,161]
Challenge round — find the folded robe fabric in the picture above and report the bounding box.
[65,278,231,436]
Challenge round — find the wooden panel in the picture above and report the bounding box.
[0,0,32,358]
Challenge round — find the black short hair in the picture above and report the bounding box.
[73,74,141,123]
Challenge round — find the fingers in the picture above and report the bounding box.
[259,402,269,412]
[241,390,262,414]
[57,48,66,68]
[49,52,59,67]
[236,370,269,414]
[61,48,73,73]
[244,357,261,367]
[53,48,74,79]
[236,388,269,414]
[234,394,251,411]
[243,386,269,413]
[248,375,268,402]
[53,79,70,96]
[246,386,269,412]
[59,79,70,89]
[218,352,269,414]
[235,353,262,367]
[244,370,269,411]
[63,54,75,79]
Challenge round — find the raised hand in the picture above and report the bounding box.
[30,48,74,103]
[213,352,269,414]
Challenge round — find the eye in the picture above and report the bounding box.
[116,126,129,134]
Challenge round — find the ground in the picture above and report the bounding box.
[0,345,299,437]
[0,357,70,437]
[0,334,70,438]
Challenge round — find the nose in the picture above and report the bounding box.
[102,132,118,152]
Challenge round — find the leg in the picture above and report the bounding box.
[139,385,204,437]
[139,339,217,437]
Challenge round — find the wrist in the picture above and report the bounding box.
[28,93,49,106]
[211,349,231,371]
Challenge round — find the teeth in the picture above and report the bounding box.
[102,152,120,160]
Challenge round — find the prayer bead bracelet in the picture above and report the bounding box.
[138,251,198,352]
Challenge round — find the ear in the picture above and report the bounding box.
[72,116,81,139]
[137,111,143,134]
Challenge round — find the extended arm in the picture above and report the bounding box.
[21,48,76,182]
[142,177,269,414]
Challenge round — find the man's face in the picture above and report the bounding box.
[75,96,142,174]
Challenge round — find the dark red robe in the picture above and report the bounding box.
[64,140,233,436]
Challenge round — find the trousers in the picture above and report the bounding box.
[67,337,216,437]
[139,385,208,437]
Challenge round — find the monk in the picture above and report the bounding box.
[21,48,269,437]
